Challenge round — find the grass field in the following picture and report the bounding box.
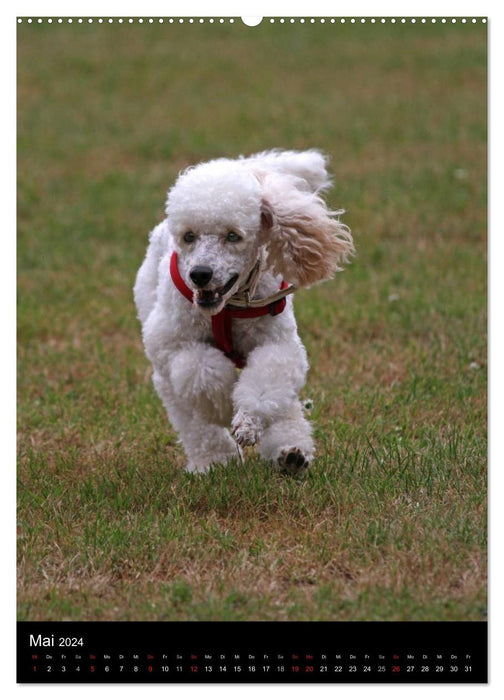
[17,19,487,621]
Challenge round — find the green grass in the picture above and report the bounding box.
[17,20,487,621]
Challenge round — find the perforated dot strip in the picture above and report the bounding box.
[17,17,488,25]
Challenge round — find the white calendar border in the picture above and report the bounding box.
[4,2,502,699]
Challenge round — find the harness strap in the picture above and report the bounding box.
[170,252,193,303]
[170,252,288,368]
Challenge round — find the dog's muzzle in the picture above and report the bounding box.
[190,267,239,309]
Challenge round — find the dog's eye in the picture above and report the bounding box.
[183,231,196,243]
[226,231,242,243]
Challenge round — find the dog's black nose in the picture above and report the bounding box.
[189,265,213,288]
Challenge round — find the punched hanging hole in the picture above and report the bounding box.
[241,16,263,27]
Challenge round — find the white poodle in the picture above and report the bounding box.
[134,150,354,475]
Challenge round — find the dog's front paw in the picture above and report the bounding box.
[185,444,243,474]
[277,447,310,476]
[231,411,263,447]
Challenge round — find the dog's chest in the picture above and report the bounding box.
[228,316,278,355]
[172,274,296,360]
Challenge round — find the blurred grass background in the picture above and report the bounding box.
[17,19,487,621]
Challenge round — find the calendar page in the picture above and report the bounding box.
[16,12,487,684]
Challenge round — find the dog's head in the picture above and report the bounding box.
[166,159,264,314]
[166,151,354,315]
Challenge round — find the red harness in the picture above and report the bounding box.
[170,252,288,368]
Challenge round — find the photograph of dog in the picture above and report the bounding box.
[134,150,354,475]
[17,19,486,625]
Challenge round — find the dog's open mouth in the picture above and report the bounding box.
[196,274,239,309]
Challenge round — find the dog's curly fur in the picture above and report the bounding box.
[134,150,354,474]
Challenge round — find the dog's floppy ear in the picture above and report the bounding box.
[259,174,355,288]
